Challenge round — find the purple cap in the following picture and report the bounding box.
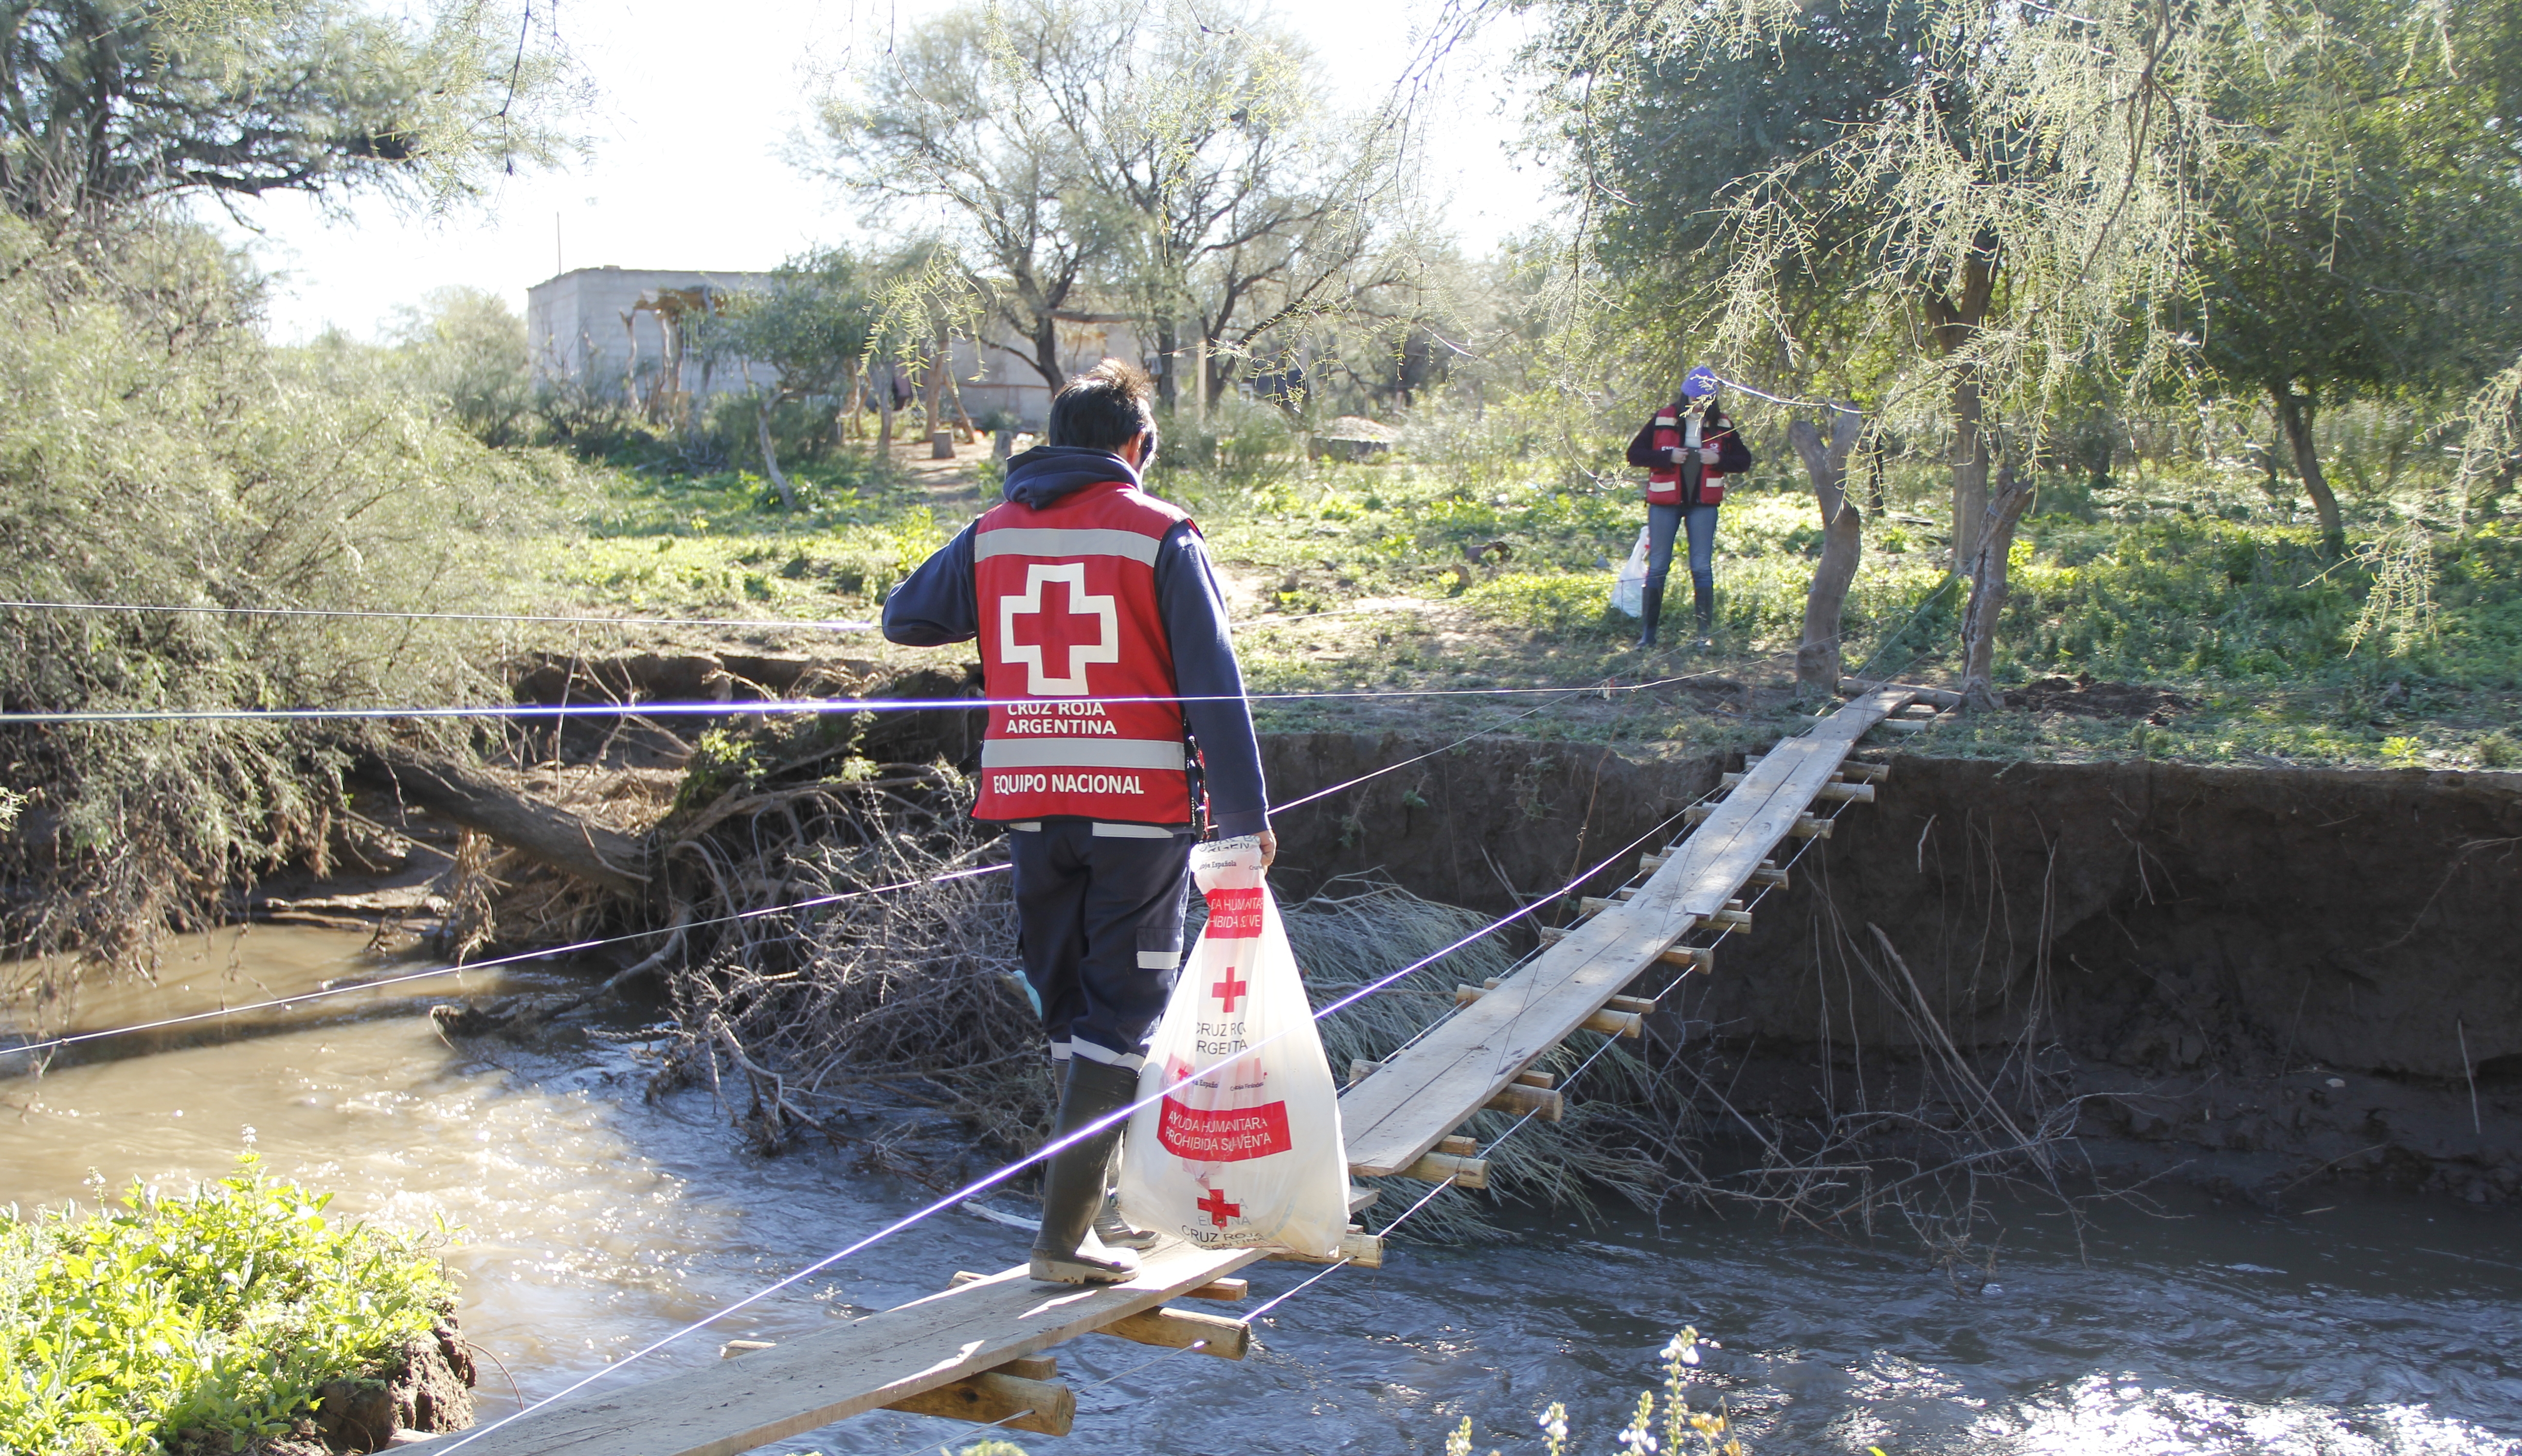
[1680,365,1719,399]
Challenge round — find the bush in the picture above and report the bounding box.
[0,1155,457,1456]
[0,214,587,975]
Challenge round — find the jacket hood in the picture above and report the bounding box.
[1002,444,1140,508]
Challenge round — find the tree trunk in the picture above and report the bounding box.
[837,361,860,442]
[2271,381,2346,557]
[1156,319,1178,411]
[1032,315,1063,392]
[756,397,797,511]
[1924,252,1997,572]
[877,362,895,460]
[924,329,948,436]
[365,745,650,896]
[1191,331,1209,431]
[1788,405,1866,700]
[1948,365,1991,572]
[1958,464,2036,714]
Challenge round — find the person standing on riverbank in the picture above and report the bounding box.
[1625,371,1753,648]
[882,359,1275,1284]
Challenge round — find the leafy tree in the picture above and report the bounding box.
[392,286,535,447]
[807,0,1389,402]
[2186,0,2522,555]
[706,247,880,505]
[1536,0,2236,567]
[0,0,573,221]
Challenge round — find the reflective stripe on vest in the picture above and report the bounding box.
[972,481,1197,826]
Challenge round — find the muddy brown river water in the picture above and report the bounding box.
[5,928,2519,1455]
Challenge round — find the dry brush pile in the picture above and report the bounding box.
[642,724,1698,1239]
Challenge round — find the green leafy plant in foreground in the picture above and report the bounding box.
[0,1153,457,1456]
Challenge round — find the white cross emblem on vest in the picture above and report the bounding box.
[1000,561,1121,696]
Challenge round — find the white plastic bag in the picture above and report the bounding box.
[1117,838,1348,1256]
[1610,524,1651,618]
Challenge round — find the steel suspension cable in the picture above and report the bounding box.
[0,599,877,632]
[5,863,1014,1061]
[863,748,1880,1452]
[14,653,1763,1059]
[428,812,1687,1455]
[0,658,1784,727]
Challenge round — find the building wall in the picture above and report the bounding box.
[525,267,781,403]
[525,266,1162,431]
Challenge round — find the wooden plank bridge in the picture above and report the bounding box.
[444,686,1930,1455]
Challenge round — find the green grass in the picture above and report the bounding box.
[0,1155,456,1456]
[530,417,2522,769]
[535,454,950,619]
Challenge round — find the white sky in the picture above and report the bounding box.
[228,0,1549,342]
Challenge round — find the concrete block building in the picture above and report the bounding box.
[524,266,1155,431]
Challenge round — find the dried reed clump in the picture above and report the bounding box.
[665,804,1690,1242]
[1294,881,1686,1242]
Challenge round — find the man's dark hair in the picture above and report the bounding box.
[1048,359,1159,459]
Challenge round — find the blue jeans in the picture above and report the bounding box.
[1644,502,1719,626]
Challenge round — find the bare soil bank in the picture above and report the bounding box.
[1261,735,2522,1205]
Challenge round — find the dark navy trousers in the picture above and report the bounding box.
[1007,820,1194,1071]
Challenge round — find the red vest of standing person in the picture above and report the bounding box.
[972,479,1197,826]
[1645,409,1734,507]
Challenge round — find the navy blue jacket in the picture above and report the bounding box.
[881,446,1271,838]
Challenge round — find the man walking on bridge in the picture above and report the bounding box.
[882,360,1275,1283]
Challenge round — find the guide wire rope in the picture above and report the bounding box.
[10,652,1787,1059]
[0,657,1784,727]
[829,767,1874,1456]
[0,599,879,633]
[4,864,1016,1061]
[426,814,1689,1456]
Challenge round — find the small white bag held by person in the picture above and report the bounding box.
[1610,524,1652,618]
[1117,836,1348,1257]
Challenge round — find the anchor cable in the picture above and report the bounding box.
[426,812,1690,1455]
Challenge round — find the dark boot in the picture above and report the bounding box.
[1692,578,1715,647]
[1635,579,1665,648]
[1030,1058,1144,1284]
[1094,1144,1160,1251]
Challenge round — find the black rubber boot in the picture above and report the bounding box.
[1030,1058,1143,1284]
[1093,1143,1160,1251]
[1692,579,1715,648]
[1635,580,1665,648]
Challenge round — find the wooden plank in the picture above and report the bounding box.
[1269,1229,1384,1267]
[992,1356,1058,1380]
[1484,1082,1564,1120]
[452,1241,1266,1456]
[1658,944,1714,973]
[1183,1277,1249,1302]
[881,1371,1074,1437]
[1336,689,1910,1180]
[1449,981,1643,1038]
[1397,1150,1489,1187]
[1096,1305,1250,1359]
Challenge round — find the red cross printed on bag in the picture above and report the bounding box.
[1210,968,1249,1012]
[1196,1186,1241,1228]
[1000,562,1120,696]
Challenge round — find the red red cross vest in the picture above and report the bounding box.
[1646,409,1731,507]
[972,480,1197,826]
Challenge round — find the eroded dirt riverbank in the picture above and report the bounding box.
[1260,733,2522,1206]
